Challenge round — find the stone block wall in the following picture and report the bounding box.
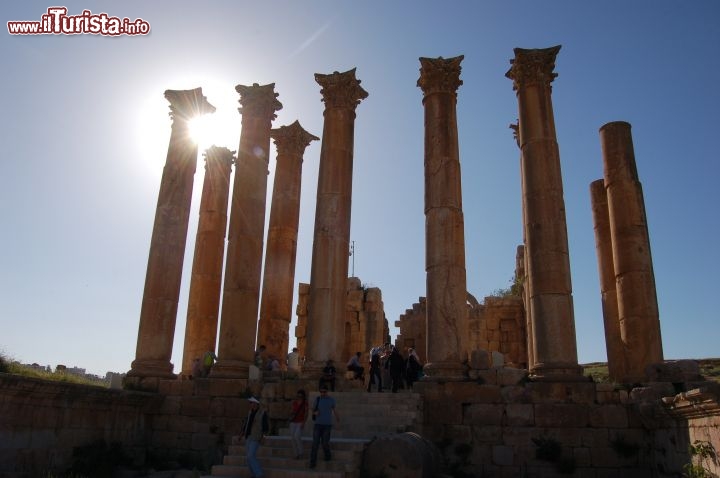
[296,277,389,363]
[396,294,527,367]
[0,374,158,476]
[414,376,720,478]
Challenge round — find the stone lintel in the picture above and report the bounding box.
[505,45,561,91]
[235,82,283,120]
[314,68,368,110]
[270,120,319,156]
[417,55,464,98]
[164,87,216,122]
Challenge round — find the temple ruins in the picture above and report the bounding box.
[3,48,718,478]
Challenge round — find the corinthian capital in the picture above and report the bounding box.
[235,83,283,120]
[271,120,319,157]
[203,146,235,170]
[314,68,368,110]
[417,55,464,97]
[164,87,216,122]
[505,45,561,91]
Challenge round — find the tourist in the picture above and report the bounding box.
[191,358,202,379]
[254,345,266,368]
[266,354,281,372]
[405,348,422,389]
[201,350,217,377]
[367,347,382,392]
[385,345,405,393]
[242,396,269,478]
[287,346,301,377]
[318,359,336,392]
[309,385,339,469]
[346,351,364,380]
[289,389,309,459]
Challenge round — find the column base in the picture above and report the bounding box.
[422,361,468,382]
[530,362,586,382]
[209,359,250,379]
[126,359,176,379]
[300,361,326,381]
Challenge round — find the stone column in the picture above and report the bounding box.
[213,83,282,378]
[590,179,626,382]
[257,121,318,362]
[180,146,234,377]
[128,88,215,383]
[304,69,368,375]
[511,122,535,372]
[417,56,470,380]
[600,121,662,382]
[506,46,582,380]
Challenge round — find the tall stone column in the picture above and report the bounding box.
[213,83,282,378]
[257,121,318,362]
[305,69,367,374]
[128,88,215,384]
[590,179,626,382]
[506,46,582,380]
[600,121,662,382]
[417,56,470,380]
[511,122,535,371]
[180,146,234,377]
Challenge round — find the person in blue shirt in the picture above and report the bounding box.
[309,385,340,469]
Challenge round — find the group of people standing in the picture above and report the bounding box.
[354,344,423,393]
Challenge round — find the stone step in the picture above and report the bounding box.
[211,437,368,478]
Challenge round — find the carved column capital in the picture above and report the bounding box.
[164,87,216,123]
[203,145,235,169]
[417,55,464,97]
[271,120,319,157]
[505,45,561,91]
[314,68,368,111]
[235,83,283,120]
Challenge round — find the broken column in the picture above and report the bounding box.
[590,179,627,382]
[417,56,470,380]
[304,69,367,374]
[257,121,318,362]
[180,146,234,377]
[213,83,282,378]
[506,46,582,380]
[128,88,215,383]
[599,121,663,382]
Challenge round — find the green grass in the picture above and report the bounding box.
[582,359,720,385]
[0,351,108,388]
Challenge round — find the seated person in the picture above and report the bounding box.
[318,359,336,391]
[346,352,364,380]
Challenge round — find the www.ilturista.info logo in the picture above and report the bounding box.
[7,7,150,36]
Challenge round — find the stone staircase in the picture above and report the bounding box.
[205,388,422,478]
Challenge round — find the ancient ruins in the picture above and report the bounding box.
[2,46,718,478]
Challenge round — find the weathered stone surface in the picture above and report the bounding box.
[305,69,367,369]
[216,83,282,378]
[505,403,534,426]
[534,403,589,428]
[418,55,469,380]
[130,88,215,383]
[470,349,491,370]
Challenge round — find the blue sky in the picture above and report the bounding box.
[1,1,718,376]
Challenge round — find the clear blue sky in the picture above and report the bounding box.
[1,2,718,376]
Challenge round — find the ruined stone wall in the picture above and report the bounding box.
[296,277,388,363]
[395,297,427,360]
[396,294,527,368]
[0,374,157,476]
[415,376,720,477]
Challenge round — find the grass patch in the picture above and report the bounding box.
[0,351,107,388]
